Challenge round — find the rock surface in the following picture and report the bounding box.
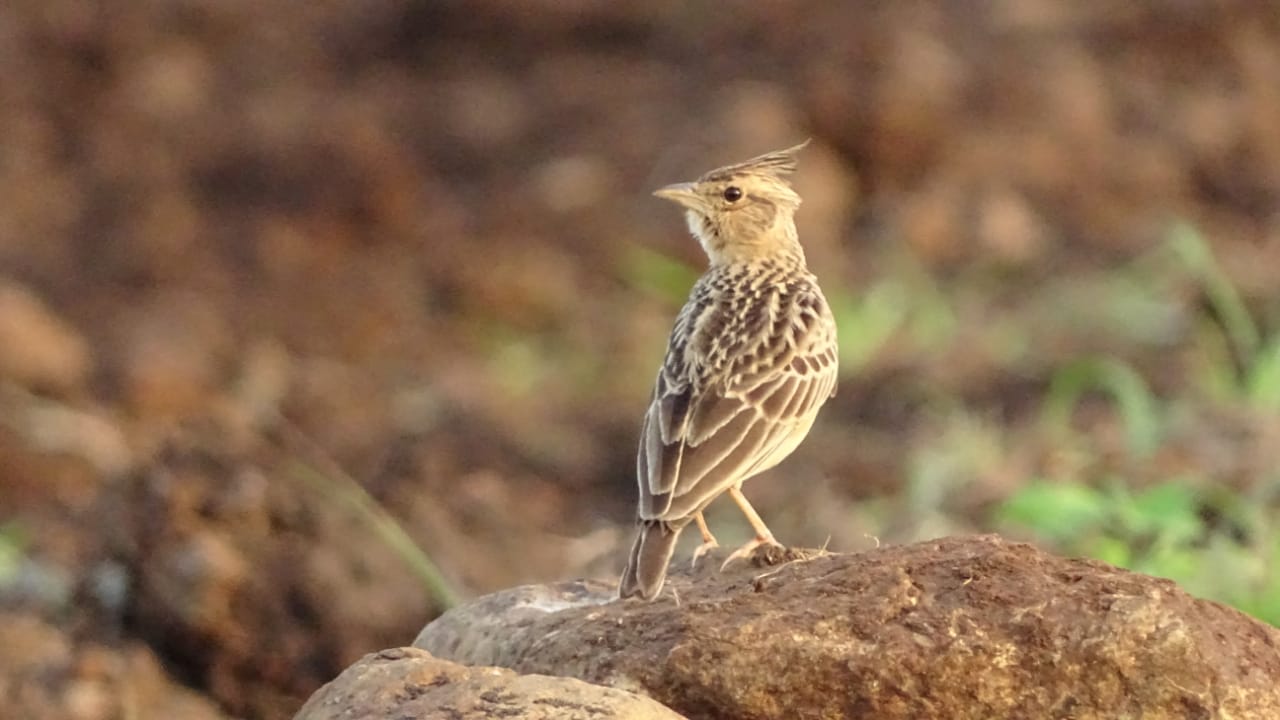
[0,612,230,720]
[293,647,685,720]
[0,280,91,394]
[416,535,1280,720]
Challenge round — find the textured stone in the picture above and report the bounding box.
[0,612,229,720]
[417,535,1280,720]
[0,280,90,394]
[293,647,685,720]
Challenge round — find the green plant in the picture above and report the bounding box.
[0,523,26,589]
[998,478,1280,626]
[1042,356,1163,459]
[827,281,909,375]
[1001,222,1280,626]
[291,461,462,609]
[1169,222,1280,412]
[277,420,462,610]
[619,244,699,306]
[829,248,959,376]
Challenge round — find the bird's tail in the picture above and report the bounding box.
[618,519,685,600]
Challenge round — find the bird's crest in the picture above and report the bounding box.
[701,139,810,183]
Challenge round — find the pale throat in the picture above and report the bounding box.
[687,209,806,267]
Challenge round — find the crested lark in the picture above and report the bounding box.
[618,141,839,600]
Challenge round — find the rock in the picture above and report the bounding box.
[415,535,1280,720]
[0,385,132,476]
[414,577,616,667]
[0,280,91,394]
[0,612,229,720]
[113,291,232,422]
[293,647,685,720]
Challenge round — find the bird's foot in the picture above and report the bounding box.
[720,535,783,571]
[690,538,720,568]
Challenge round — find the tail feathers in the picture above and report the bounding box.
[618,520,685,600]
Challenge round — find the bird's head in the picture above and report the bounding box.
[653,140,809,266]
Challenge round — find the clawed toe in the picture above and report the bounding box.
[690,539,720,568]
[719,536,783,571]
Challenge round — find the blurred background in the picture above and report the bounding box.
[2,1,1279,718]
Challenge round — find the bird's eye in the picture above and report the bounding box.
[723,186,743,202]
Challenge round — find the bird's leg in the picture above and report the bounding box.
[721,486,784,570]
[690,511,720,567]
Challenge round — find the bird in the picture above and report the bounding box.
[618,140,839,600]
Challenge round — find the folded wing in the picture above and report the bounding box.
[636,288,837,522]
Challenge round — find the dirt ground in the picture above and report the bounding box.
[1,2,1278,718]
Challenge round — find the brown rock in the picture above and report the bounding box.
[416,535,1280,720]
[113,291,232,422]
[293,647,686,720]
[0,612,229,720]
[0,280,91,394]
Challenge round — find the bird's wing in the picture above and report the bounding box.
[636,285,837,521]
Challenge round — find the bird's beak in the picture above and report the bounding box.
[652,182,701,210]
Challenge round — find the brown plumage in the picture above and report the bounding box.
[618,141,839,600]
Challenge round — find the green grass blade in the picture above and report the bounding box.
[1246,337,1280,412]
[291,461,462,610]
[1169,221,1260,362]
[1043,357,1162,458]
